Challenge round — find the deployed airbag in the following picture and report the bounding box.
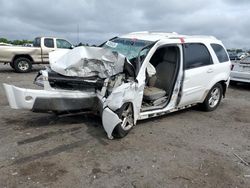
[49,46,126,78]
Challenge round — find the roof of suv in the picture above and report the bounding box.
[120,31,219,43]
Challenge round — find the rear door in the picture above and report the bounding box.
[178,43,216,106]
[41,38,56,63]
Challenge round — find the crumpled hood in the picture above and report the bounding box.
[49,46,126,78]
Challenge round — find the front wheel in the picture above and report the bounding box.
[112,103,134,138]
[13,57,32,73]
[201,83,223,112]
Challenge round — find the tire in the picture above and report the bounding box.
[112,103,134,138]
[201,83,223,112]
[13,57,32,73]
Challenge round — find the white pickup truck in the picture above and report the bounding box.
[0,37,73,72]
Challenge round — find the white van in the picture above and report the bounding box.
[3,32,231,139]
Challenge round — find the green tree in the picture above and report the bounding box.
[0,38,10,43]
[12,39,33,45]
[236,49,243,53]
[0,38,33,45]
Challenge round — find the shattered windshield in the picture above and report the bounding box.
[103,38,152,61]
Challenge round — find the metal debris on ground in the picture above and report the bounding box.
[233,153,249,166]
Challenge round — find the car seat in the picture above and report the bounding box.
[143,47,177,103]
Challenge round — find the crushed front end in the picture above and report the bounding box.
[3,46,140,139]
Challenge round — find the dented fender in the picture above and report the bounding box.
[104,81,144,125]
[102,107,122,139]
[100,78,145,138]
[105,82,137,110]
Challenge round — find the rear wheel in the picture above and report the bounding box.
[201,83,223,112]
[112,103,134,138]
[13,57,32,73]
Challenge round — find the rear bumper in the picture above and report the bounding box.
[3,84,97,112]
[230,71,250,83]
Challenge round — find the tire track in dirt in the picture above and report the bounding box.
[17,126,82,145]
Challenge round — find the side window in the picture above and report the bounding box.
[184,43,212,69]
[56,39,72,49]
[44,38,54,48]
[211,44,229,63]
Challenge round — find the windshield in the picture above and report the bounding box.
[103,38,152,61]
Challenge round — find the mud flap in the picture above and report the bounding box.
[102,107,121,139]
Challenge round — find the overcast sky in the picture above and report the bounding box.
[0,0,249,49]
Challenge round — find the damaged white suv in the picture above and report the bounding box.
[3,32,231,139]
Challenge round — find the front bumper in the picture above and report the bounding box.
[230,71,250,83]
[3,84,97,112]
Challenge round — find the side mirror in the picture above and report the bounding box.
[70,45,74,49]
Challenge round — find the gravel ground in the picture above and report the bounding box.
[0,64,250,188]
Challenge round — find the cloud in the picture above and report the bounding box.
[0,0,249,48]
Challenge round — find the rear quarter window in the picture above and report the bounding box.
[33,38,41,47]
[211,43,229,63]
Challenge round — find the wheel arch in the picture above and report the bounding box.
[217,80,227,97]
[113,101,136,125]
[201,79,228,103]
[12,54,34,63]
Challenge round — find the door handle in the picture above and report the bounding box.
[207,69,213,73]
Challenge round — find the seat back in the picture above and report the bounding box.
[154,47,177,95]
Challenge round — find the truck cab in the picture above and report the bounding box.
[0,37,73,73]
[33,37,73,63]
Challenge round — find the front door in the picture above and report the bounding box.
[42,38,56,63]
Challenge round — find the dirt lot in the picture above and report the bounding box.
[0,64,250,188]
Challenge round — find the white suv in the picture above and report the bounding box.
[4,32,231,139]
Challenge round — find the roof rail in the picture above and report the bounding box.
[129,31,178,35]
[168,35,217,40]
[129,31,150,34]
[185,35,217,39]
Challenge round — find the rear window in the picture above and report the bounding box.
[44,38,54,48]
[33,38,41,47]
[211,44,229,63]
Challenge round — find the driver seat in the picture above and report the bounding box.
[143,87,166,101]
[143,47,177,104]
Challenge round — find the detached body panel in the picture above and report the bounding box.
[3,84,96,112]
